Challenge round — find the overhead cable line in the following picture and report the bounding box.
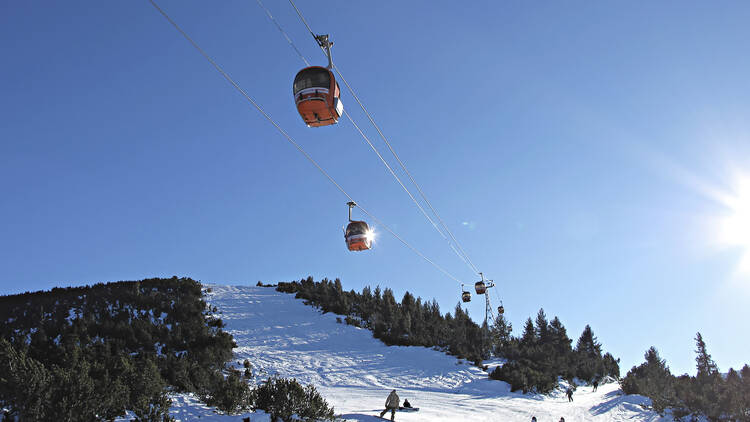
[344,112,475,270]
[333,63,482,275]
[287,0,482,276]
[255,0,309,67]
[255,0,472,271]
[146,0,463,284]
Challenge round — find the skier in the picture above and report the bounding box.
[593,379,599,392]
[379,389,400,421]
[566,387,574,402]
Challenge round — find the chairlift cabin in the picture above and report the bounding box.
[497,305,505,315]
[293,66,343,127]
[474,281,486,295]
[344,202,372,251]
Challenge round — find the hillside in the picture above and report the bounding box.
[0,278,238,421]
[191,284,665,421]
[1,281,669,421]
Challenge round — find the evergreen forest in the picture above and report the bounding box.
[620,333,750,421]
[277,277,750,419]
[488,310,620,393]
[275,277,620,393]
[0,277,334,422]
[2,275,746,421]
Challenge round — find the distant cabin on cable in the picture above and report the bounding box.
[461,284,471,303]
[293,66,343,127]
[474,280,486,294]
[345,220,371,251]
[344,201,372,251]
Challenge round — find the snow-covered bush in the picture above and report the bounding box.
[251,376,334,422]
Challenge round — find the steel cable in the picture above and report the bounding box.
[255,0,475,273]
[147,0,463,284]
[256,0,310,67]
[287,0,482,276]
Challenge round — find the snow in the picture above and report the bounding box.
[133,284,668,421]
[66,307,77,323]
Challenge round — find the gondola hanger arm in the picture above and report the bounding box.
[315,34,333,69]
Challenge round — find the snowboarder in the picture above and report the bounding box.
[593,379,599,392]
[402,398,412,408]
[379,389,400,421]
[566,387,574,402]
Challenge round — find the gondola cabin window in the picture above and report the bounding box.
[294,68,330,93]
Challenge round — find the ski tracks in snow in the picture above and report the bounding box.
[199,285,667,422]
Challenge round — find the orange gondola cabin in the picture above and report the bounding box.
[345,220,372,251]
[344,202,371,251]
[293,66,343,127]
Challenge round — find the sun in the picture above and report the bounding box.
[717,175,750,274]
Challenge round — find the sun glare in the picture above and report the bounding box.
[717,175,750,274]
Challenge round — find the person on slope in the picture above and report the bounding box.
[379,390,400,421]
[531,417,537,422]
[566,387,574,402]
[402,398,412,408]
[593,379,599,392]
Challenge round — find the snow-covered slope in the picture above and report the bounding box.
[168,285,667,421]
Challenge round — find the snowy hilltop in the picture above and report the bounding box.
[162,284,665,421]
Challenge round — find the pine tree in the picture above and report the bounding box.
[575,325,603,382]
[601,352,620,379]
[692,332,722,420]
[0,338,52,420]
[620,347,674,414]
[520,318,536,347]
[575,325,602,358]
[740,365,750,419]
[548,316,573,378]
[548,317,572,354]
[722,368,743,419]
[694,332,718,377]
[490,314,512,357]
[535,309,550,345]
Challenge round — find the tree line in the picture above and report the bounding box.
[275,277,620,394]
[621,333,750,421]
[276,277,487,364]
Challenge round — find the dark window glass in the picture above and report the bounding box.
[346,222,368,236]
[294,68,330,93]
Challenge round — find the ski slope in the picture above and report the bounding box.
[166,285,667,421]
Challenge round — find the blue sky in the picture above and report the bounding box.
[1,1,749,376]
